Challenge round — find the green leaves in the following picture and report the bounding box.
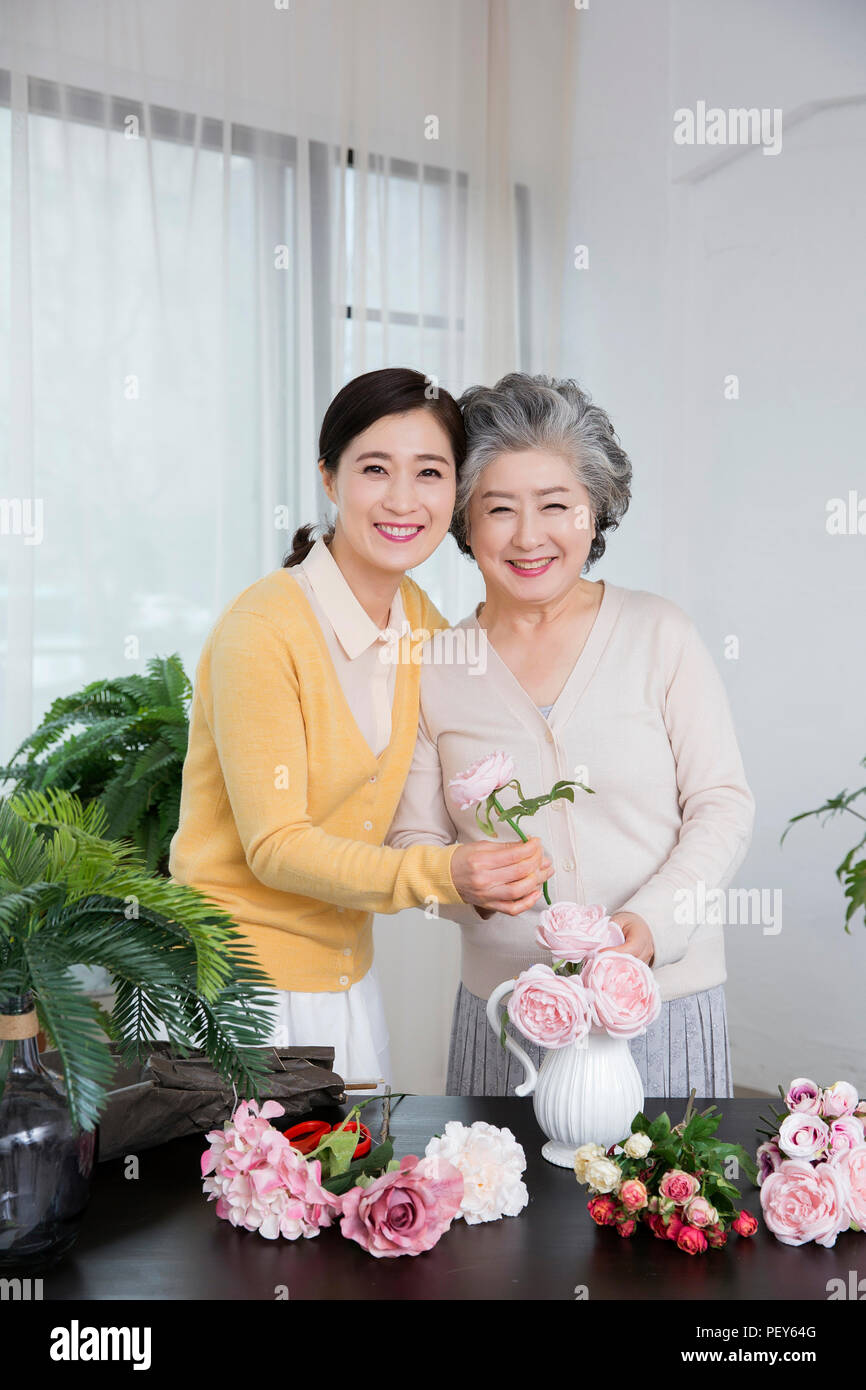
[0,654,192,875]
[782,754,866,931]
[0,787,277,1130]
[320,1140,396,1196]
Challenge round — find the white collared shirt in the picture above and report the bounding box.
[293,536,405,758]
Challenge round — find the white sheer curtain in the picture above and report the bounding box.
[0,0,577,1089]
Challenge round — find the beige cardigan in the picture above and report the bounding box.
[386,581,755,1003]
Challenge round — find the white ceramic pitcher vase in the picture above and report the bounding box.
[486,978,645,1167]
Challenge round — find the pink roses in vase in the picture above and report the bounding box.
[756,1075,866,1247]
[503,902,660,1050]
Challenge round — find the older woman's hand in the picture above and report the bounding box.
[607,911,655,966]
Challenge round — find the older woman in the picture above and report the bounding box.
[386,372,755,1097]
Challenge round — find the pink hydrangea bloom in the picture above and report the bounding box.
[201,1098,339,1240]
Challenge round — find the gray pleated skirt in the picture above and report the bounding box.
[446,981,733,1098]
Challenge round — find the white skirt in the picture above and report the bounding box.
[260,963,392,1096]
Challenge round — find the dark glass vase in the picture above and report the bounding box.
[0,991,96,1271]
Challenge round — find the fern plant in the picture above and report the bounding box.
[0,654,191,877]
[782,754,866,931]
[0,787,277,1132]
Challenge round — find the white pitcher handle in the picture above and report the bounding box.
[486,979,538,1098]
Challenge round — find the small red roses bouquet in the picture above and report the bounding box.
[574,1090,759,1254]
[756,1075,866,1247]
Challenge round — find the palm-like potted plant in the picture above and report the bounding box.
[0,786,277,1270]
[0,653,191,876]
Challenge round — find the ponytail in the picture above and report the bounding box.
[282,521,335,568]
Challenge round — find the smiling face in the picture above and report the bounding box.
[319,408,458,576]
[464,450,596,605]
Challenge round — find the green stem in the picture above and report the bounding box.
[491,793,551,905]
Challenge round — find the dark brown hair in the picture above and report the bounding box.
[282,367,466,567]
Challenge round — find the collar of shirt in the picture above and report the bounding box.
[299,535,407,660]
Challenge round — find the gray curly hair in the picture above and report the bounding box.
[451,373,632,570]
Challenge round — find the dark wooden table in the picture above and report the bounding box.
[39,1096,857,1301]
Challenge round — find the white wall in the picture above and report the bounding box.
[559,0,866,1092]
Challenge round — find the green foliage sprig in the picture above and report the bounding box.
[782,755,866,931]
[0,654,191,876]
[0,787,277,1131]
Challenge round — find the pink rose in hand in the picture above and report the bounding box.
[784,1077,822,1115]
[659,1168,700,1204]
[448,751,515,810]
[821,1081,859,1118]
[778,1112,830,1161]
[760,1158,850,1247]
[339,1153,464,1258]
[829,1142,866,1231]
[535,902,624,962]
[580,950,661,1039]
[506,963,594,1048]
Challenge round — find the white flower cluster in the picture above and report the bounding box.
[425,1120,529,1225]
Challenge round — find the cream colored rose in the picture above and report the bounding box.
[623,1132,652,1160]
[573,1142,606,1183]
[585,1156,622,1195]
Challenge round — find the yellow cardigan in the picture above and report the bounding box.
[168,566,465,992]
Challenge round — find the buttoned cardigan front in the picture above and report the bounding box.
[168,563,465,992]
[387,581,756,1004]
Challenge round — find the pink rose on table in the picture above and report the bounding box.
[580,950,661,1039]
[659,1168,700,1204]
[759,1158,850,1247]
[587,1194,618,1226]
[756,1139,783,1186]
[535,902,624,961]
[829,1143,866,1231]
[683,1195,718,1229]
[448,751,515,810]
[784,1077,822,1115]
[821,1081,859,1118]
[828,1117,865,1154]
[778,1112,830,1161]
[732,1210,758,1237]
[665,1213,684,1242]
[677,1225,707,1255]
[506,963,593,1048]
[339,1153,464,1258]
[619,1179,649,1213]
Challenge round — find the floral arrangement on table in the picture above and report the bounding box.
[755,1075,866,1247]
[573,1091,760,1254]
[502,902,661,1048]
[448,749,592,904]
[200,1094,529,1257]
